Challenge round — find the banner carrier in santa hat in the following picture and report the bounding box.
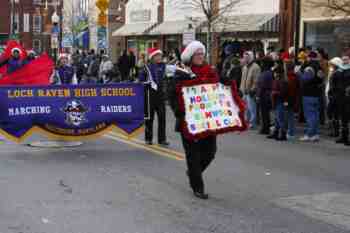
[145,48,163,91]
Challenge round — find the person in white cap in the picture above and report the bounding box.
[168,41,218,200]
[327,57,343,138]
[138,48,169,146]
[240,51,261,129]
[7,48,23,74]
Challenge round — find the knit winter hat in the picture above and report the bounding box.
[148,48,162,60]
[181,41,206,64]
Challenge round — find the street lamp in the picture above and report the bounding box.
[11,0,20,39]
[51,11,60,63]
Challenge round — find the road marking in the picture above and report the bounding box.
[274,192,350,230]
[104,133,185,161]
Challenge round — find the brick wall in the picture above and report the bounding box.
[0,1,11,36]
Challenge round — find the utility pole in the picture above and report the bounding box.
[294,0,301,63]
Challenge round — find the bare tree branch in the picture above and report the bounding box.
[167,0,246,63]
[305,0,350,16]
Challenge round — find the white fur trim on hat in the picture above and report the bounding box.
[149,49,162,59]
[11,47,21,54]
[181,41,206,63]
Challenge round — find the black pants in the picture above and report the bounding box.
[181,134,217,193]
[145,96,166,143]
[260,102,271,134]
[339,100,350,140]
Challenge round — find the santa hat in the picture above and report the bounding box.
[148,48,162,60]
[27,49,36,55]
[181,41,206,64]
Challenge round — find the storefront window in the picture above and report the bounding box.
[304,20,350,57]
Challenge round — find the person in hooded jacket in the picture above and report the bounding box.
[168,41,218,200]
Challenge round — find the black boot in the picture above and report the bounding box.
[193,190,209,200]
[267,130,278,139]
[277,130,287,141]
[259,128,270,135]
[334,120,340,138]
[336,128,349,144]
[328,121,335,137]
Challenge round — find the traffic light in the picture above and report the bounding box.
[97,12,107,26]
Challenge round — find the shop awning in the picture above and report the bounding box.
[260,14,280,33]
[149,20,200,35]
[202,13,279,33]
[112,22,156,36]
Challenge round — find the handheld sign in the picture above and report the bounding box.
[178,79,247,140]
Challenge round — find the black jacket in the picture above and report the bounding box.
[300,60,324,97]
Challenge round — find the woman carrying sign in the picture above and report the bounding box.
[168,41,218,200]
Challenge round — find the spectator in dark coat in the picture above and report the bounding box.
[118,50,131,82]
[327,57,343,137]
[128,50,137,81]
[256,56,274,135]
[268,62,288,141]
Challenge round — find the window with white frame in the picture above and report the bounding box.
[33,39,41,53]
[33,15,42,33]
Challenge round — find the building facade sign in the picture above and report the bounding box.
[130,10,151,23]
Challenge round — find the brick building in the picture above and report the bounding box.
[0,0,63,55]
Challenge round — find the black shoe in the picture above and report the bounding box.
[259,129,270,135]
[159,141,170,146]
[267,132,278,139]
[193,191,209,200]
[336,138,346,144]
[277,132,287,141]
[145,140,153,145]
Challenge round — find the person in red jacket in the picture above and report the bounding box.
[285,61,300,140]
[168,41,218,200]
[268,61,288,141]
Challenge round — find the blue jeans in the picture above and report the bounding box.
[287,107,295,136]
[275,101,285,131]
[303,96,320,137]
[243,94,257,127]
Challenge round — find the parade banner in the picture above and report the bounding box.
[177,79,247,140]
[0,84,144,142]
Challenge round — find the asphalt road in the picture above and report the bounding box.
[1,111,350,233]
